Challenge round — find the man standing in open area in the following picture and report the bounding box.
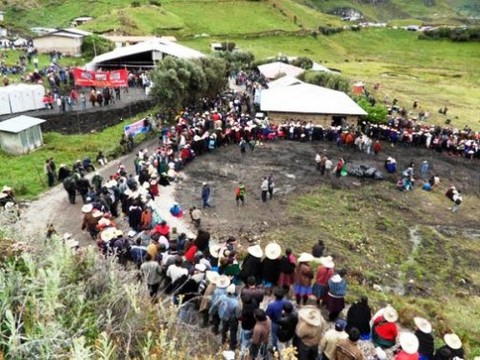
[202,182,211,208]
[261,177,269,203]
[236,181,246,206]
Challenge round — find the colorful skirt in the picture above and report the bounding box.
[325,293,345,313]
[312,283,328,299]
[278,273,294,287]
[293,284,312,296]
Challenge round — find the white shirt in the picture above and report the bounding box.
[166,264,188,283]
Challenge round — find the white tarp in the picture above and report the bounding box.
[260,83,367,116]
[8,87,25,114]
[0,88,11,115]
[0,84,46,115]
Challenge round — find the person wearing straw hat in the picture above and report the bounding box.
[294,253,314,305]
[199,270,220,328]
[312,255,335,305]
[371,305,399,349]
[81,204,100,240]
[217,284,239,351]
[434,333,464,360]
[261,243,282,288]
[240,245,263,285]
[346,296,372,340]
[394,332,420,360]
[209,275,231,335]
[293,304,326,360]
[413,317,434,360]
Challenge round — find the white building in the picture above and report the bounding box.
[0,115,46,155]
[33,28,91,56]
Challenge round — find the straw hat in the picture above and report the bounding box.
[330,274,342,283]
[100,227,116,242]
[247,245,263,258]
[320,256,335,268]
[98,218,111,227]
[209,243,221,258]
[383,305,398,323]
[226,284,236,294]
[443,333,462,350]
[399,332,419,354]
[92,209,104,218]
[298,306,323,327]
[265,243,281,260]
[2,185,12,192]
[115,229,124,237]
[81,204,93,213]
[206,271,220,284]
[215,275,231,289]
[298,252,314,263]
[414,317,432,334]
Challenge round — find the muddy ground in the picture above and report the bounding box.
[8,137,479,248]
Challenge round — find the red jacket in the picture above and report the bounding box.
[373,315,398,342]
[394,351,419,360]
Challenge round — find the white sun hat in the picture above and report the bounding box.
[414,317,432,334]
[265,243,282,260]
[247,244,263,258]
[399,332,419,354]
[443,333,462,350]
[298,252,314,263]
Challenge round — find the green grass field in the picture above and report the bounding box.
[182,28,480,129]
[262,183,480,354]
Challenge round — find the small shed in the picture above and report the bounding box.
[0,115,46,154]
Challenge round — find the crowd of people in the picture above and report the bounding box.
[35,93,465,359]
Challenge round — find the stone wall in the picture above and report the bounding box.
[39,100,154,135]
[267,112,359,127]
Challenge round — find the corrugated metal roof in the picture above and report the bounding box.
[257,62,304,79]
[0,115,46,133]
[260,83,367,116]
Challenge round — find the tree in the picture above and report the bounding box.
[214,51,255,73]
[150,56,231,113]
[195,57,228,99]
[300,71,351,93]
[80,35,115,61]
[357,97,388,123]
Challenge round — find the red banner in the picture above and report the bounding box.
[73,68,128,87]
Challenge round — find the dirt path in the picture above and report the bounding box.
[12,137,194,246]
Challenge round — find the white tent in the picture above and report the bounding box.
[86,39,205,69]
[0,88,11,115]
[257,62,304,80]
[0,84,46,115]
[260,83,367,116]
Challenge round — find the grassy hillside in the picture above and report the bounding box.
[3,0,342,37]
[303,0,480,23]
[183,29,480,129]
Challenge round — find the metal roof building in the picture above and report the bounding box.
[0,115,46,154]
[86,39,205,69]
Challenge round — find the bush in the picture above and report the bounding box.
[131,0,141,7]
[357,97,388,124]
[300,71,351,93]
[419,27,480,42]
[149,0,161,5]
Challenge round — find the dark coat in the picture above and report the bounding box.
[277,312,298,343]
[261,258,280,285]
[346,301,371,335]
[415,330,434,358]
[240,255,263,284]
